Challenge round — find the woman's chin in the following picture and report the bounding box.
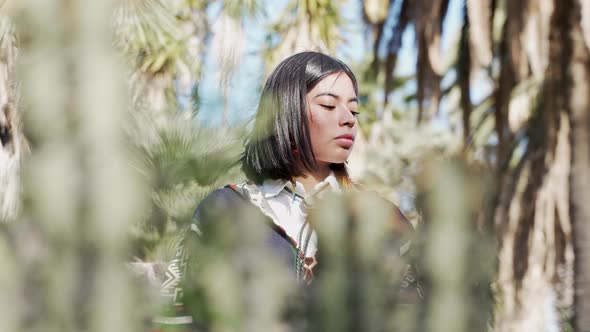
[323,154,352,165]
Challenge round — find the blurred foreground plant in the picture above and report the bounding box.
[165,180,494,332]
[1,1,149,331]
[415,159,495,332]
[0,15,25,222]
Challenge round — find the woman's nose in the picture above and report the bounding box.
[339,107,356,128]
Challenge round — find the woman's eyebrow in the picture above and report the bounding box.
[314,92,358,103]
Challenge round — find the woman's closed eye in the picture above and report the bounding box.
[319,103,359,117]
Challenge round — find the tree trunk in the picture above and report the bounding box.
[569,1,590,330]
[495,0,578,330]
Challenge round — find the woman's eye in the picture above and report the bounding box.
[320,104,335,109]
[351,111,360,117]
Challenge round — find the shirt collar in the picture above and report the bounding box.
[260,178,289,198]
[308,172,341,197]
[261,172,341,199]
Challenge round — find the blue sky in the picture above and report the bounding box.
[194,0,464,127]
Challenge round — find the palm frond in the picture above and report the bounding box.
[211,1,262,91]
[115,0,185,73]
[264,0,345,71]
[222,0,262,18]
[114,0,207,114]
[128,111,245,258]
[131,113,243,189]
[211,11,246,88]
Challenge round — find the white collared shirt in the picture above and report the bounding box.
[259,172,341,269]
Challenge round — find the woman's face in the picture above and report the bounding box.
[305,72,359,167]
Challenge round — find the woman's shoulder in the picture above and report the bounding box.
[192,182,260,224]
[200,185,243,205]
[194,185,242,218]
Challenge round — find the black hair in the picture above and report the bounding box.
[241,51,358,183]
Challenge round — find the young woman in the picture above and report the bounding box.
[204,52,360,279]
[155,51,420,330]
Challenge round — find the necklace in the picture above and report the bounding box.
[296,221,313,281]
[288,177,315,281]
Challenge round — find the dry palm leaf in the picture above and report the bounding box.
[522,0,553,80]
[211,1,261,87]
[265,0,344,72]
[506,0,530,79]
[458,5,472,147]
[582,0,590,53]
[466,0,492,68]
[363,0,391,24]
[414,0,449,123]
[384,0,411,108]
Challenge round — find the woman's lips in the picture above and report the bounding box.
[334,134,355,148]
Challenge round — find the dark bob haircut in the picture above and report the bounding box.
[241,51,359,183]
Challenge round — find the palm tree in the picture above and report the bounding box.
[361,0,590,330]
[114,0,209,115]
[114,0,260,123]
[566,1,590,330]
[263,0,345,71]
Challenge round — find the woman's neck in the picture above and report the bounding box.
[294,163,331,193]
